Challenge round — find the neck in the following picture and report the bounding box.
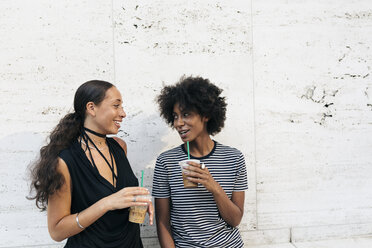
[86,132,106,146]
[187,135,214,157]
[84,126,106,138]
[83,126,107,146]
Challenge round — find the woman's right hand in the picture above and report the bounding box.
[105,187,151,211]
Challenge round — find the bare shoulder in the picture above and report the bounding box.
[113,137,127,155]
[56,158,71,189]
[57,158,70,178]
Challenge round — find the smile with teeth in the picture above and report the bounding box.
[114,121,121,127]
[179,130,189,135]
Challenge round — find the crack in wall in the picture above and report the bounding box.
[338,45,351,62]
[301,86,340,125]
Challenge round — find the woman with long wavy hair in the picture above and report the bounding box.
[29,80,153,248]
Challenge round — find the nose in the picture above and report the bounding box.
[120,107,126,118]
[174,116,184,127]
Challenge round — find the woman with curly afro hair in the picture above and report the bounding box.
[152,76,248,248]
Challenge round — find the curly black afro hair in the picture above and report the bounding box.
[156,76,227,136]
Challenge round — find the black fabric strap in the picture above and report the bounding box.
[80,130,117,186]
[84,127,106,138]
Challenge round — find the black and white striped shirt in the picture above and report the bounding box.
[152,141,248,248]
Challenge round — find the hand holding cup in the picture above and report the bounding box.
[107,187,149,210]
[105,187,153,225]
[183,161,220,194]
[129,194,153,224]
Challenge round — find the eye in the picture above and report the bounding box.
[173,114,178,120]
[114,104,120,108]
[183,112,189,118]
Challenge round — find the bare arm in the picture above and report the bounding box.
[155,198,175,248]
[212,189,245,227]
[47,158,151,242]
[185,162,245,227]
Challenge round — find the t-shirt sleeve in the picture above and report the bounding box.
[233,152,248,191]
[152,156,171,198]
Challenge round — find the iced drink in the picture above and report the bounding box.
[129,195,151,224]
[179,159,200,188]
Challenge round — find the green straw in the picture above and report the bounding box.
[187,141,190,160]
[141,170,144,187]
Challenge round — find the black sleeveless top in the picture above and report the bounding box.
[59,138,143,248]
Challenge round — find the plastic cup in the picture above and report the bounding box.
[129,195,151,224]
[179,159,200,188]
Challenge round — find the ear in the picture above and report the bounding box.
[86,102,96,117]
[202,116,209,123]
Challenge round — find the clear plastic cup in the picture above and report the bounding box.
[179,159,200,188]
[129,194,151,224]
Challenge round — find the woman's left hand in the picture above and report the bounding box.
[184,162,221,194]
[147,199,154,225]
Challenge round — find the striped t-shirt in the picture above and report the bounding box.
[152,141,248,248]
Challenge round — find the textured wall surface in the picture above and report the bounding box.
[0,0,371,247]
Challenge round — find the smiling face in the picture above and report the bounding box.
[88,86,126,135]
[173,102,209,142]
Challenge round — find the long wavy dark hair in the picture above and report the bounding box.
[28,80,114,211]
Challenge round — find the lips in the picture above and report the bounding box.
[114,120,121,128]
[178,129,189,139]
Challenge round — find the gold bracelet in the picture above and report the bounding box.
[76,213,85,229]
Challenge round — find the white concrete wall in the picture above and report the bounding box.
[0,0,371,247]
